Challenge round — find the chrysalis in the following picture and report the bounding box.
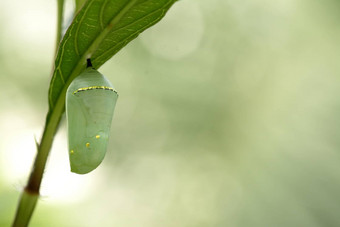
[66,59,118,174]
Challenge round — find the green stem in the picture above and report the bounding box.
[55,0,64,57]
[11,192,39,227]
[12,0,65,226]
[12,93,65,227]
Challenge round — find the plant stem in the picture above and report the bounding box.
[12,95,65,227]
[55,0,64,57]
[11,192,39,227]
[12,0,65,226]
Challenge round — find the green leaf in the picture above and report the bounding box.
[48,0,177,112]
[75,0,87,13]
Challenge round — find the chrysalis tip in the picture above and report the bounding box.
[86,58,93,68]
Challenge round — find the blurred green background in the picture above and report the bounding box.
[1,0,340,226]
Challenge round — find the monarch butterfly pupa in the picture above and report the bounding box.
[66,59,118,174]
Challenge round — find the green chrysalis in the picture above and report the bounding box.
[66,59,118,174]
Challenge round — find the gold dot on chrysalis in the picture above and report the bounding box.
[70,150,74,154]
[96,135,100,139]
[86,143,90,148]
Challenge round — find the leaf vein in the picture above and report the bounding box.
[99,0,109,30]
[58,68,65,84]
[74,0,95,56]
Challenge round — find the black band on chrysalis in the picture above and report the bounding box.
[86,59,93,68]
